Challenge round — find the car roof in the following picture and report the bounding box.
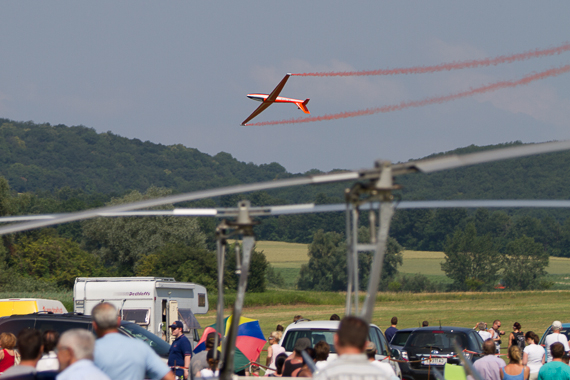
[394,328,417,333]
[410,326,474,333]
[284,320,382,330]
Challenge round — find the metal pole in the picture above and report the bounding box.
[360,201,395,323]
[351,207,360,314]
[214,236,226,363]
[220,235,255,380]
[345,203,353,315]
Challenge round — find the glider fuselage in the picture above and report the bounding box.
[247,93,305,104]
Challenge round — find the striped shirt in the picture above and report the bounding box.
[313,354,396,380]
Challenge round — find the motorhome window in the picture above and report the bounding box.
[122,309,150,325]
[198,294,206,307]
[178,308,202,332]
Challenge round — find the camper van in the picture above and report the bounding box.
[74,277,208,344]
[0,298,67,317]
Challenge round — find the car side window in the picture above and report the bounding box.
[0,319,36,335]
[377,329,390,356]
[369,327,387,356]
[35,320,92,335]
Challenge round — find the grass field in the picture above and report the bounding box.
[257,240,570,287]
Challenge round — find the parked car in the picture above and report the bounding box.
[398,326,484,380]
[390,328,417,353]
[280,320,402,378]
[0,312,171,359]
[539,322,570,356]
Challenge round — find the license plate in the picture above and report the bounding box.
[421,358,447,365]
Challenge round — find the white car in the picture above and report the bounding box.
[280,320,402,379]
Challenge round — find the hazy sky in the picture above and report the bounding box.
[1,1,569,173]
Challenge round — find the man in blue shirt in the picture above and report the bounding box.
[384,317,398,343]
[168,321,192,380]
[92,302,174,380]
[539,342,570,380]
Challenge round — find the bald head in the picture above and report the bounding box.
[92,302,119,335]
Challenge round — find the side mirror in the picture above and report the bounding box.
[391,348,400,359]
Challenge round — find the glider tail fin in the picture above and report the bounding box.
[296,99,310,114]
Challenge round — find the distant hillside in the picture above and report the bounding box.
[1,118,569,204]
[0,119,293,195]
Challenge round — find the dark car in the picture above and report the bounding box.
[397,326,484,380]
[390,328,417,353]
[0,312,171,359]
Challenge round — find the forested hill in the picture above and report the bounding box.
[2,118,570,203]
[0,119,293,194]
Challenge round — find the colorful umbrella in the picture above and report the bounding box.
[195,315,266,372]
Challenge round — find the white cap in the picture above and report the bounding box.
[553,321,563,330]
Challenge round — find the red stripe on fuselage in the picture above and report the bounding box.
[247,94,304,103]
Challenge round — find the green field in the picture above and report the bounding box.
[257,240,570,287]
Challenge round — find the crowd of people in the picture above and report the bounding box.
[1,308,570,380]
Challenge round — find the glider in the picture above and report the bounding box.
[241,74,310,125]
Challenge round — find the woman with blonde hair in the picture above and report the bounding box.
[501,345,530,380]
[0,333,17,373]
[265,331,285,376]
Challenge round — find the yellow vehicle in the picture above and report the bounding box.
[0,298,67,317]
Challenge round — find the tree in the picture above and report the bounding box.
[297,228,403,292]
[502,236,549,290]
[297,230,347,291]
[225,243,269,293]
[135,244,224,292]
[10,231,106,288]
[441,223,501,291]
[82,186,206,273]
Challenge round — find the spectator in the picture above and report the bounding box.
[293,315,303,322]
[422,321,429,327]
[500,345,529,380]
[0,333,17,373]
[314,341,330,371]
[385,317,398,343]
[469,339,505,380]
[0,329,43,379]
[198,349,219,378]
[276,325,284,332]
[295,347,315,377]
[191,332,220,377]
[55,329,110,380]
[330,314,340,321]
[266,331,285,376]
[563,355,570,365]
[168,321,192,379]
[523,332,544,380]
[274,353,288,377]
[91,302,174,380]
[37,330,60,372]
[545,321,570,363]
[538,342,570,379]
[508,322,525,351]
[477,322,492,341]
[364,342,396,377]
[313,316,394,380]
[282,338,310,377]
[492,320,506,354]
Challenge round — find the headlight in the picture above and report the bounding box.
[401,351,408,361]
[463,352,472,360]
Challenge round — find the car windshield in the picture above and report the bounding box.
[407,331,476,351]
[392,331,412,346]
[120,322,171,357]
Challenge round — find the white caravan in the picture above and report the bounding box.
[74,277,208,344]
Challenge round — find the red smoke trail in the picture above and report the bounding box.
[291,42,570,77]
[247,65,570,126]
